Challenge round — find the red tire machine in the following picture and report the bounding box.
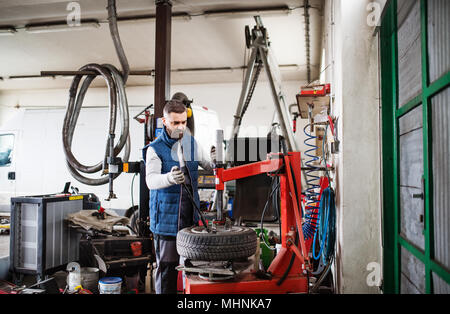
[184,151,313,294]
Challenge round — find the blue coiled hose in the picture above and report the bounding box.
[312,187,336,261]
[302,123,321,240]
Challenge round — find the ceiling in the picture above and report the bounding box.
[0,0,324,90]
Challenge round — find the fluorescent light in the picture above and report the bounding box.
[174,67,234,74]
[25,20,100,34]
[279,64,301,71]
[117,12,192,24]
[7,75,55,81]
[0,26,17,36]
[203,6,291,19]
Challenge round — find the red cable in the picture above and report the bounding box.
[327,116,335,136]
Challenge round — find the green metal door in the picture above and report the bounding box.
[380,0,450,294]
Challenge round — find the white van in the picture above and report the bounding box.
[0,105,221,214]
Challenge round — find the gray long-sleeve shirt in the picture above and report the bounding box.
[145,141,214,190]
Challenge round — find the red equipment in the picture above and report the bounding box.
[295,84,331,120]
[184,152,311,294]
[297,83,331,97]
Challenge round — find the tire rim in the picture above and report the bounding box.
[190,226,246,234]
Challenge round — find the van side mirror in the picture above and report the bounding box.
[8,172,15,180]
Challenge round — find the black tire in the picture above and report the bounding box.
[176,226,257,261]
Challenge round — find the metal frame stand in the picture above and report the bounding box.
[229,16,298,153]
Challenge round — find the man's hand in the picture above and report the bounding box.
[210,146,216,163]
[168,166,185,185]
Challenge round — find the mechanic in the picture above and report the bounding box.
[143,97,216,294]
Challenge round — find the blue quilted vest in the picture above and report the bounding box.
[142,127,200,236]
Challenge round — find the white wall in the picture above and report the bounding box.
[0,79,313,212]
[321,0,383,293]
[0,79,309,149]
[0,105,16,127]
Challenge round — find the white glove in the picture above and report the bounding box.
[168,166,185,185]
[210,146,216,163]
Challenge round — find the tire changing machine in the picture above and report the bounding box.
[176,16,313,294]
[178,142,312,294]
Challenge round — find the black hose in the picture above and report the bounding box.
[63,64,130,185]
[237,61,263,129]
[181,183,210,232]
[107,0,130,83]
[311,256,334,293]
[62,0,131,186]
[260,172,280,250]
[276,231,299,286]
[260,182,280,250]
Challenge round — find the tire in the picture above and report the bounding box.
[176,226,257,261]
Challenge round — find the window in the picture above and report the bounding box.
[0,134,14,167]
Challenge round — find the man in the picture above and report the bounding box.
[143,99,215,294]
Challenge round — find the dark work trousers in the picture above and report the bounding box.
[154,175,194,294]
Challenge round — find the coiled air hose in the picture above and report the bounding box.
[62,0,130,187]
[302,123,321,240]
[312,187,336,261]
[312,123,336,264]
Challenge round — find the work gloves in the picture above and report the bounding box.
[168,166,185,185]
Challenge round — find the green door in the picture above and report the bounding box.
[380,0,450,294]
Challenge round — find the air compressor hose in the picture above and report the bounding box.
[301,123,321,240]
[62,0,130,186]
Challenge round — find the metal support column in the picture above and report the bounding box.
[139,160,150,237]
[154,0,172,132]
[258,45,297,152]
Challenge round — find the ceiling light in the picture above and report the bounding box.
[25,20,100,34]
[203,6,291,19]
[117,12,191,24]
[7,75,55,81]
[174,67,234,74]
[279,64,301,71]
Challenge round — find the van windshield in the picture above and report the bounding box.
[0,134,14,167]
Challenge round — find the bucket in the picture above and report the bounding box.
[66,262,99,293]
[99,277,122,294]
[79,267,100,293]
[131,241,142,257]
